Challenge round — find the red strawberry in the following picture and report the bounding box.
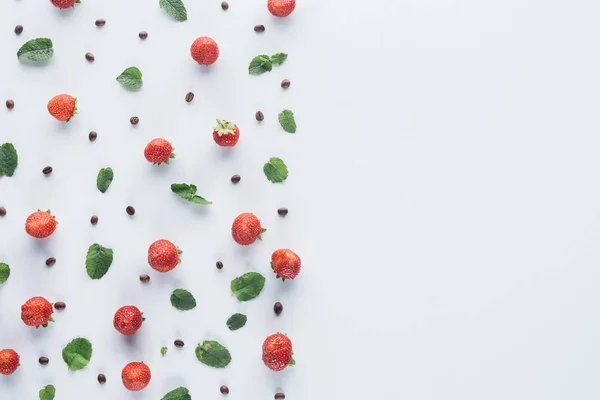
[268,0,296,17]
[262,333,295,371]
[144,138,175,165]
[0,350,19,375]
[122,362,151,391]
[271,249,301,280]
[113,306,144,335]
[190,37,219,65]
[213,120,240,147]
[21,296,54,327]
[232,213,264,246]
[50,0,78,8]
[47,94,77,122]
[148,239,181,272]
[25,210,57,238]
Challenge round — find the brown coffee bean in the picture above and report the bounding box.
[254,24,266,33]
[130,116,139,125]
[54,302,66,310]
[274,393,285,400]
[281,79,291,89]
[42,166,53,175]
[216,261,223,270]
[89,131,97,141]
[126,206,135,215]
[139,31,148,40]
[6,100,14,110]
[231,174,241,183]
[255,111,264,121]
[85,52,95,62]
[0,207,5,217]
[90,215,98,225]
[277,207,288,216]
[95,19,106,27]
[185,92,194,102]
[14,25,23,35]
[38,356,49,365]
[139,274,150,283]
[220,385,229,395]
[97,374,106,384]
[221,1,229,10]
[46,257,56,267]
[274,302,283,315]
[174,339,184,348]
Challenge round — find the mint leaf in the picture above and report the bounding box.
[195,340,231,368]
[17,38,53,62]
[96,167,113,193]
[226,313,247,331]
[39,385,56,400]
[230,272,266,301]
[271,53,288,66]
[0,143,18,177]
[263,157,288,183]
[171,183,212,205]
[170,289,196,310]
[249,55,272,75]
[161,347,168,356]
[161,387,192,400]
[116,67,143,90]
[85,244,114,279]
[62,338,92,371]
[0,263,10,284]
[278,109,296,133]
[159,0,188,21]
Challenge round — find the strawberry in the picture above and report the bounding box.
[190,37,219,65]
[262,333,295,371]
[50,0,79,8]
[0,350,19,375]
[213,120,240,147]
[268,0,296,17]
[271,249,301,280]
[231,213,264,246]
[144,138,175,165]
[113,306,144,335]
[121,362,151,391]
[148,239,181,272]
[47,94,77,122]
[21,296,54,327]
[25,210,57,238]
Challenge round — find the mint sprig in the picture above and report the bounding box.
[271,53,288,65]
[85,244,114,279]
[230,272,266,301]
[62,338,92,371]
[226,313,247,331]
[0,263,10,284]
[96,167,113,193]
[170,289,197,310]
[116,67,143,90]
[0,143,18,177]
[263,157,288,183]
[248,53,288,74]
[17,38,53,62]
[159,0,188,21]
[195,340,231,368]
[171,183,212,205]
[278,109,296,133]
[39,384,56,400]
[161,387,192,400]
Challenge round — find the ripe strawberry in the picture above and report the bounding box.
[21,296,54,327]
[113,306,144,335]
[268,0,296,17]
[122,362,151,391]
[144,138,175,165]
[25,210,57,238]
[213,120,240,147]
[262,333,295,371]
[271,249,301,280]
[190,37,219,65]
[50,0,78,8]
[231,213,264,246]
[148,239,181,273]
[0,350,19,375]
[47,94,77,122]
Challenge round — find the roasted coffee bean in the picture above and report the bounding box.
[126,206,135,215]
[0,207,5,217]
[216,261,223,270]
[220,385,230,395]
[221,1,229,10]
[130,116,139,125]
[46,257,56,267]
[38,357,49,365]
[54,302,66,310]
[97,374,106,384]
[85,52,95,62]
[274,302,283,315]
[277,207,288,216]
[185,92,194,102]
[139,274,150,283]
[42,166,53,175]
[274,393,285,400]
[6,100,14,110]
[89,131,97,141]
[95,19,106,27]
[231,175,241,183]
[254,24,266,33]
[139,31,148,40]
[255,111,264,121]
[14,25,23,35]
[281,79,291,89]
[90,215,98,225]
[174,339,184,348]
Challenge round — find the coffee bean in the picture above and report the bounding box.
[39,357,49,365]
[221,1,229,10]
[281,79,291,89]
[85,52,95,62]
[6,100,14,110]
[126,206,135,215]
[95,19,106,27]
[45,257,56,267]
[220,385,230,395]
[89,131,97,141]
[274,393,285,400]
[42,166,53,175]
[216,261,223,270]
[90,215,98,225]
[54,301,66,310]
[185,92,194,102]
[0,207,5,217]
[139,31,148,40]
[277,207,288,216]
[139,274,150,283]
[14,25,23,35]
[274,302,283,315]
[130,116,139,125]
[255,111,264,121]
[231,174,241,184]
[97,374,106,384]
[254,24,266,33]
[174,339,184,348]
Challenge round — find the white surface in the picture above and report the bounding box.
[2,0,600,399]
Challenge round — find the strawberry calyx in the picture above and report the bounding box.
[288,358,296,367]
[214,119,236,136]
[160,147,176,165]
[270,262,285,281]
[66,98,78,122]
[177,247,183,264]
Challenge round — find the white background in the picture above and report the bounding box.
[2,0,600,399]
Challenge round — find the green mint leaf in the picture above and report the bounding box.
[249,55,272,75]
[85,244,114,279]
[17,38,53,62]
[116,67,143,90]
[0,143,18,177]
[159,0,188,21]
[161,347,168,356]
[278,109,296,133]
[0,263,10,284]
[62,338,92,371]
[170,289,197,310]
[263,157,288,183]
[195,340,231,368]
[226,313,247,331]
[230,272,266,301]
[39,385,56,400]
[161,387,192,400]
[189,195,212,205]
[171,183,212,205]
[271,53,288,66]
[96,167,114,193]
